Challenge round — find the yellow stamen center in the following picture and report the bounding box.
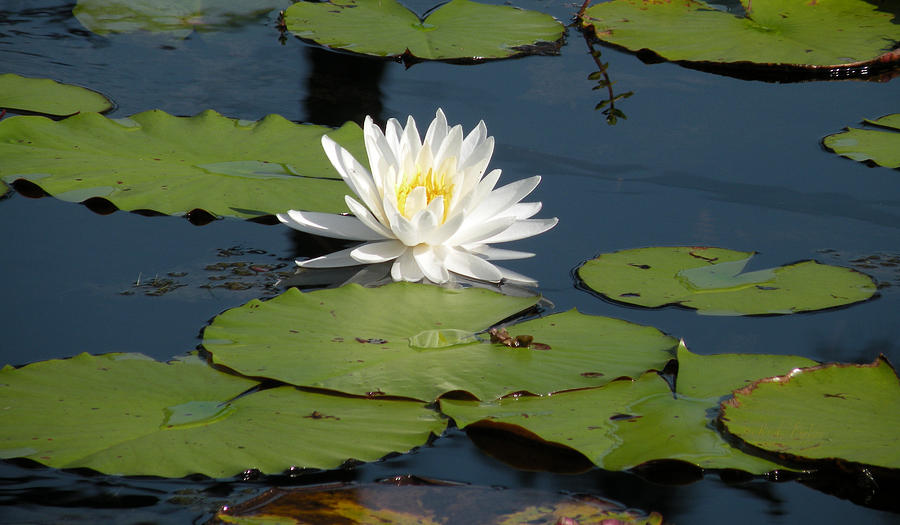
[396,167,454,222]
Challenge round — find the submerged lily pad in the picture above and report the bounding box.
[202,283,676,401]
[0,110,366,220]
[823,114,900,169]
[719,356,900,470]
[0,74,113,117]
[580,0,900,78]
[284,0,564,61]
[74,0,290,37]
[0,353,444,477]
[578,247,877,315]
[212,480,665,524]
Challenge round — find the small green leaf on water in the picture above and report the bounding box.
[0,73,112,117]
[284,0,564,61]
[578,246,877,315]
[823,114,900,169]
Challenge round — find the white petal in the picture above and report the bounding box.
[466,168,502,210]
[404,185,428,218]
[400,115,421,161]
[456,136,494,197]
[351,240,407,263]
[278,209,386,241]
[445,249,503,283]
[384,118,403,153]
[424,109,449,150]
[384,198,419,246]
[364,117,398,193]
[496,264,538,286]
[460,120,487,163]
[413,244,450,284]
[433,125,463,176]
[466,176,541,225]
[322,135,385,221]
[411,200,441,239]
[338,147,384,216]
[466,245,535,260]
[391,250,424,282]
[448,215,517,245]
[344,196,395,239]
[414,141,434,176]
[504,201,542,220]
[364,116,397,168]
[479,218,559,244]
[425,207,465,246]
[298,245,362,268]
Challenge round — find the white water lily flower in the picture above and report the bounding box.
[277,109,558,285]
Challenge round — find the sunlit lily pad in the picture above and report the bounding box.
[284,0,564,61]
[0,110,366,220]
[74,0,290,38]
[0,74,113,117]
[580,0,900,78]
[0,353,444,478]
[442,371,786,474]
[202,283,677,401]
[823,114,900,169]
[719,356,900,470]
[211,480,665,524]
[577,247,877,315]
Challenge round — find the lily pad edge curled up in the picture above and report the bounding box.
[278,108,558,285]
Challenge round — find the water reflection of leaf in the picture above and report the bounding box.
[577,16,633,126]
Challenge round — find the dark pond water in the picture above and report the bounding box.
[1,0,899,522]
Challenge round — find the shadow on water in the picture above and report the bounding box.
[302,46,386,127]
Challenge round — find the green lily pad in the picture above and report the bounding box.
[719,356,900,470]
[580,0,900,77]
[577,247,877,315]
[202,283,677,401]
[442,341,822,474]
[442,371,785,474]
[675,341,818,400]
[0,74,113,117]
[0,110,366,220]
[823,114,900,169]
[0,353,444,478]
[73,0,290,38]
[284,0,564,61]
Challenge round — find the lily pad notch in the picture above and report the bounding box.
[283,0,566,64]
[578,0,900,81]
